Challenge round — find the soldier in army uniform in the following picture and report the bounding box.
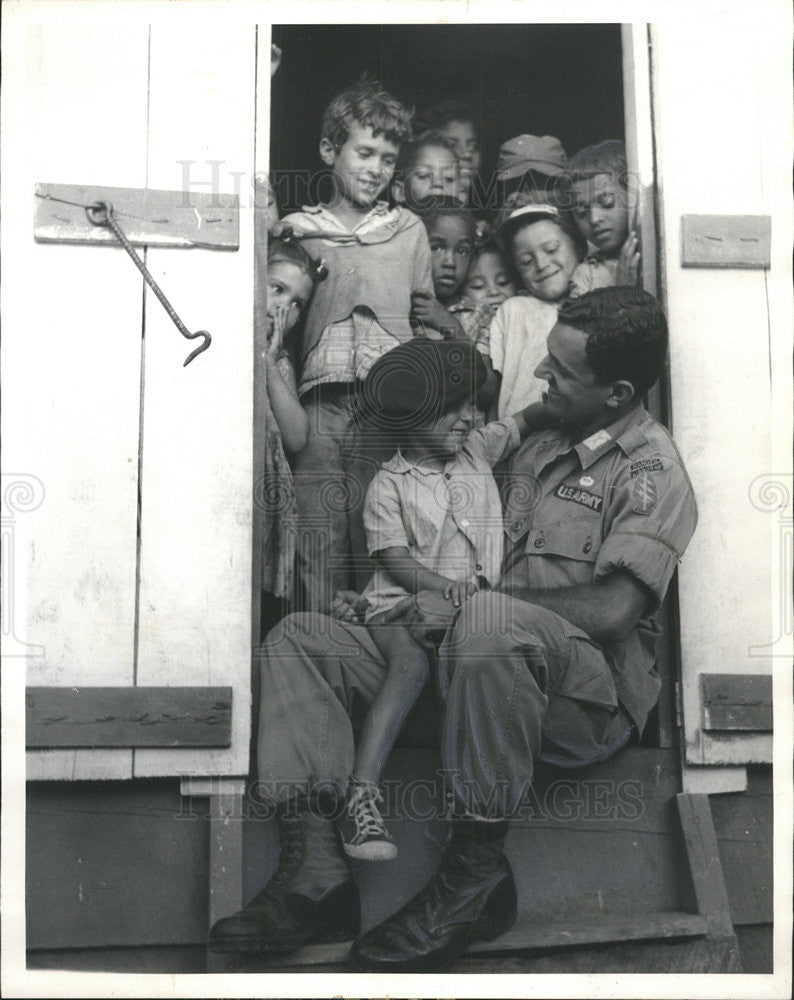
[209,286,698,974]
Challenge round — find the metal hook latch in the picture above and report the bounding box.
[86,200,211,366]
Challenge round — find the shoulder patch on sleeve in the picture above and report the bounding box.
[632,471,659,514]
[630,456,665,477]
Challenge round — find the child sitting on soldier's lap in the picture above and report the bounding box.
[489,204,586,419]
[391,131,464,210]
[341,338,550,861]
[415,100,481,205]
[567,140,641,294]
[277,78,432,612]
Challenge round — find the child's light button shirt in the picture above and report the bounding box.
[361,418,520,622]
[489,296,559,419]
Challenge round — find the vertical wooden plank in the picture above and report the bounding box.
[10,23,151,780]
[621,23,658,298]
[675,793,736,940]
[252,25,272,649]
[622,24,677,749]
[203,780,246,972]
[134,24,256,777]
[653,18,775,771]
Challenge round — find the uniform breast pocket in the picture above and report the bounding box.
[525,517,601,563]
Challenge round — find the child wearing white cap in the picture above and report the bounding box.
[489,204,586,419]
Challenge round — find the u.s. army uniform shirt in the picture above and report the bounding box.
[501,405,698,734]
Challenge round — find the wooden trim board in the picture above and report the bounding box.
[35,183,239,249]
[262,911,710,969]
[26,686,232,748]
[701,673,773,731]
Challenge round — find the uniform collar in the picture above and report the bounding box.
[573,405,650,469]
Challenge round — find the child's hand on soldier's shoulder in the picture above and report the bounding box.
[616,231,641,286]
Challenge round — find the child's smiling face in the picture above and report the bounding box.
[320,122,399,210]
[398,143,462,207]
[266,261,314,336]
[571,173,630,256]
[426,215,475,301]
[414,399,476,460]
[463,250,517,316]
[510,220,580,303]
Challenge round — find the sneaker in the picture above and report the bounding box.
[341,780,398,861]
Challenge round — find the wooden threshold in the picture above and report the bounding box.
[264,910,709,969]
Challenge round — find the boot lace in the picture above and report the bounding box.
[260,812,304,896]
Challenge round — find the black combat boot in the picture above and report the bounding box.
[208,799,360,955]
[350,818,517,972]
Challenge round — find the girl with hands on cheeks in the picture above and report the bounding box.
[258,237,326,602]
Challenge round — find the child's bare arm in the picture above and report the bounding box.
[616,231,641,286]
[376,546,477,608]
[486,371,502,423]
[270,44,282,78]
[512,401,558,440]
[410,292,468,341]
[477,355,499,411]
[264,304,309,454]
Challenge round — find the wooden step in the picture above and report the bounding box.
[264,910,709,969]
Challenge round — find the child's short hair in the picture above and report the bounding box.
[415,99,477,133]
[267,235,328,285]
[469,238,519,278]
[499,204,588,261]
[558,286,667,396]
[414,196,476,242]
[567,140,628,188]
[320,77,413,151]
[393,130,459,183]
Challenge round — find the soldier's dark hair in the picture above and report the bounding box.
[557,286,668,396]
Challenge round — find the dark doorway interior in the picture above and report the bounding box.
[270,23,624,213]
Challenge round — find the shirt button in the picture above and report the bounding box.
[444,473,451,480]
[475,563,483,571]
[534,537,545,549]
[511,521,523,532]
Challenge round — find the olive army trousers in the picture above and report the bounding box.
[256,592,634,817]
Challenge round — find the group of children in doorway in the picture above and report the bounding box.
[259,72,641,862]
